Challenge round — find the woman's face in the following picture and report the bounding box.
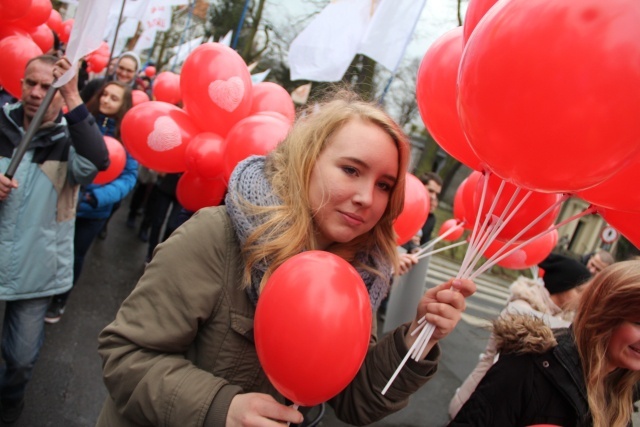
[115,57,137,84]
[308,118,398,250]
[606,321,640,372]
[99,85,125,117]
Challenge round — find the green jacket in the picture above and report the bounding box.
[97,206,440,427]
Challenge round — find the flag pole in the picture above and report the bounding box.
[107,0,127,69]
[4,86,58,179]
[231,0,251,50]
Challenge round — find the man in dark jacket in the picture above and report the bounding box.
[0,55,109,423]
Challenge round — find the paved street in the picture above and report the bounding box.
[1,203,637,426]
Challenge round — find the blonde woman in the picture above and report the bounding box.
[450,261,640,427]
[97,90,476,426]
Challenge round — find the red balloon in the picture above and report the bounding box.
[93,136,127,185]
[0,0,32,22]
[120,101,200,173]
[473,173,563,241]
[185,132,226,180]
[439,218,464,242]
[463,0,498,44]
[458,0,640,193]
[0,36,43,99]
[181,42,253,136]
[144,66,156,78]
[254,251,371,406]
[152,71,181,105]
[0,24,30,40]
[176,171,227,212]
[131,89,150,106]
[461,171,483,229]
[29,24,53,53]
[483,229,558,270]
[596,207,640,249]
[46,8,62,35]
[254,111,291,123]
[416,27,483,171]
[393,173,430,245]
[577,150,640,213]
[21,0,52,28]
[222,114,290,182]
[453,178,467,224]
[59,19,73,44]
[249,82,296,124]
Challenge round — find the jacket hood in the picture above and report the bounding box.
[493,313,558,355]
[507,276,561,314]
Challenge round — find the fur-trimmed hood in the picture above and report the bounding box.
[507,276,559,314]
[493,313,558,355]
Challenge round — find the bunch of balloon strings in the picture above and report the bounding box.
[382,170,595,395]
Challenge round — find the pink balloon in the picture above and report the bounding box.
[131,90,150,106]
[0,0,32,22]
[185,132,226,180]
[438,218,464,242]
[152,71,181,105]
[222,114,290,182]
[249,82,296,124]
[0,35,43,99]
[255,251,371,406]
[120,101,200,173]
[93,136,126,185]
[176,171,227,212]
[181,43,253,136]
[483,230,558,270]
[393,173,430,245]
[29,24,53,53]
[416,27,483,171]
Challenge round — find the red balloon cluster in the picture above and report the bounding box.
[86,41,110,74]
[119,42,295,213]
[254,251,371,406]
[417,0,640,250]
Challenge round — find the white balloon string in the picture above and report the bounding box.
[457,171,491,279]
[469,193,570,278]
[460,189,532,278]
[286,404,300,426]
[470,204,595,280]
[413,323,436,361]
[414,223,465,258]
[416,241,467,260]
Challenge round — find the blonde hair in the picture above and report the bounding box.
[241,90,410,290]
[573,260,640,427]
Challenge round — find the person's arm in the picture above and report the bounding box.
[53,57,109,183]
[88,154,138,208]
[329,279,476,425]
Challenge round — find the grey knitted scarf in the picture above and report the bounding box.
[225,155,392,310]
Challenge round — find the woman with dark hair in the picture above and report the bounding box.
[45,81,138,323]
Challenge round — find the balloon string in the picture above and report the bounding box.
[286,404,300,426]
[457,171,491,279]
[460,176,506,279]
[416,240,467,260]
[470,204,595,280]
[469,193,570,278]
[460,188,532,278]
[414,222,465,258]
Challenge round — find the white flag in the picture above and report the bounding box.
[288,0,372,82]
[251,69,271,84]
[133,28,158,54]
[54,0,118,87]
[142,0,173,31]
[358,0,428,72]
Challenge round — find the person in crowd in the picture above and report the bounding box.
[80,51,141,103]
[419,171,443,244]
[139,172,183,264]
[0,55,109,423]
[96,90,476,426]
[581,248,615,275]
[448,253,592,419]
[45,81,137,324]
[125,165,158,230]
[449,260,640,427]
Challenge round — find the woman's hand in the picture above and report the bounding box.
[227,393,304,426]
[405,278,476,359]
[397,253,419,276]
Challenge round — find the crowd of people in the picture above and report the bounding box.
[0,44,638,427]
